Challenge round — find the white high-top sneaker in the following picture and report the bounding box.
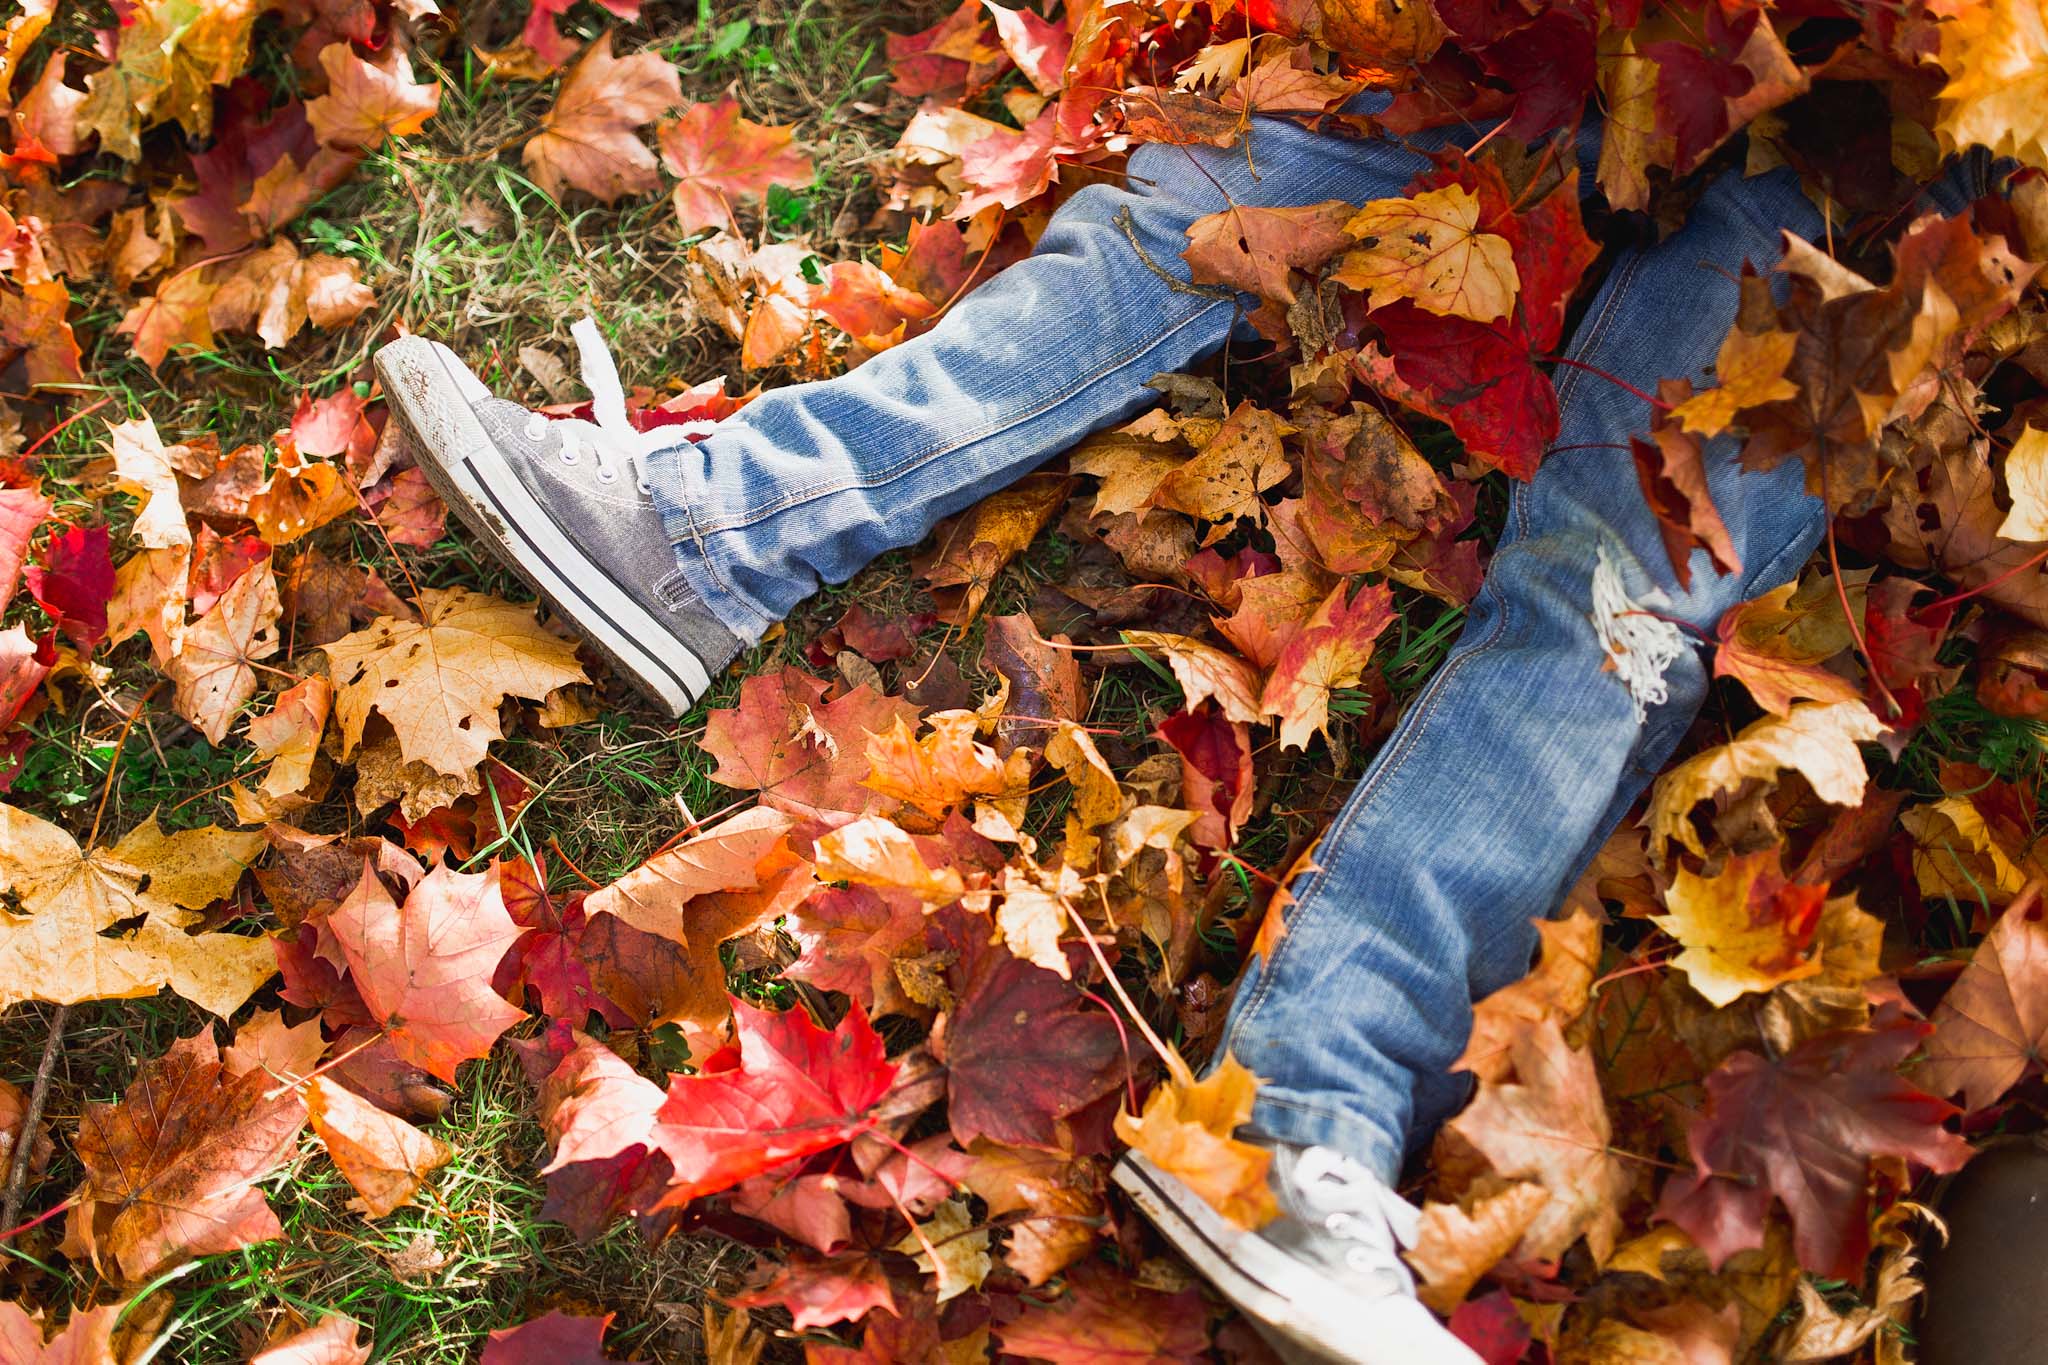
[1115,1143,1485,1365]
[375,319,740,717]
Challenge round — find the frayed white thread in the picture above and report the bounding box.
[1590,543,1685,721]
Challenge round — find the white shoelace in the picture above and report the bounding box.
[1290,1146,1421,1279]
[520,317,721,497]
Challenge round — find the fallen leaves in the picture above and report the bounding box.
[1332,184,1520,322]
[1933,0,2048,171]
[650,996,896,1205]
[325,587,588,781]
[1918,902,2048,1113]
[522,33,682,203]
[3,1,2045,1357]
[1652,850,1830,1008]
[0,805,274,1015]
[1658,1018,1972,1278]
[71,1030,307,1282]
[305,42,441,150]
[1113,1055,1278,1228]
[327,862,527,1083]
[659,98,813,234]
[1645,701,1887,858]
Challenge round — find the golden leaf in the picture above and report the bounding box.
[324,587,589,781]
[1332,184,1519,322]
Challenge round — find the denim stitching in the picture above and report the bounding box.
[692,296,1232,532]
[1218,561,1520,1050]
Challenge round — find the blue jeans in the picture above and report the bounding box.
[644,106,1977,1179]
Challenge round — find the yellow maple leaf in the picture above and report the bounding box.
[1669,324,1801,437]
[1115,1053,1280,1229]
[0,806,272,1015]
[1935,0,2048,171]
[1332,184,1520,322]
[1997,424,2048,542]
[863,710,1032,824]
[78,0,272,160]
[324,587,588,781]
[1652,849,1829,1007]
[1646,700,1886,857]
[813,815,965,904]
[893,1198,990,1304]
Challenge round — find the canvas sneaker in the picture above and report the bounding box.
[375,319,741,717]
[1115,1142,1484,1365]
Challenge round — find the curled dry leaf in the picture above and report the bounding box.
[1113,1054,1279,1229]
[1645,701,1886,858]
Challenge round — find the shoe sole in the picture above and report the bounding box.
[374,336,710,718]
[1112,1154,1481,1365]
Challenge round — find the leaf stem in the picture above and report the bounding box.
[87,681,160,852]
[1917,542,2048,615]
[1817,460,1901,720]
[1543,355,1671,410]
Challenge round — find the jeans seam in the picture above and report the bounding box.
[1550,248,1645,423]
[1218,564,1518,1053]
[690,297,1231,532]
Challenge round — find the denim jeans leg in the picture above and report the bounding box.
[1214,165,1834,1181]
[641,108,1496,642]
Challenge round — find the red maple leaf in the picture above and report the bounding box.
[785,884,931,1017]
[1367,153,1598,480]
[515,0,640,70]
[326,862,529,1084]
[480,1311,645,1365]
[699,667,922,819]
[1432,0,1597,140]
[933,913,1126,1151]
[658,98,815,235]
[171,85,360,254]
[25,522,113,652]
[995,1264,1212,1363]
[0,485,53,613]
[887,0,1007,102]
[985,1,1071,95]
[1157,706,1254,850]
[726,1251,898,1333]
[648,997,898,1205]
[1656,1014,1972,1277]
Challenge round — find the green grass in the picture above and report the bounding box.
[1,2,967,1358]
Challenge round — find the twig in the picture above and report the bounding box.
[1,1004,70,1233]
[1112,206,1238,302]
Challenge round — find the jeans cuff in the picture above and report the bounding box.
[645,438,779,646]
[1249,1093,1406,1187]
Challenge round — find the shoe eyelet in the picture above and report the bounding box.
[560,450,578,466]
[637,480,654,496]
[597,468,618,483]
